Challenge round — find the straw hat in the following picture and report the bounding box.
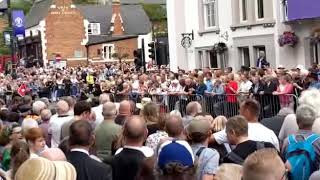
[15,157,76,180]
[136,97,152,109]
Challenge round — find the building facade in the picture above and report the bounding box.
[20,0,152,67]
[167,0,320,72]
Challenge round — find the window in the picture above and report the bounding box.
[102,44,114,60]
[88,23,101,35]
[312,43,320,65]
[204,0,217,28]
[241,0,248,21]
[74,50,83,58]
[257,0,264,19]
[281,0,288,21]
[209,50,218,68]
[240,47,250,67]
[254,46,266,61]
[198,51,204,68]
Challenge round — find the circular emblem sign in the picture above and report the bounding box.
[14,17,24,28]
[181,36,192,49]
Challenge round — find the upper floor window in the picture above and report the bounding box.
[240,0,248,22]
[281,0,288,21]
[256,0,264,19]
[204,0,217,28]
[88,23,101,35]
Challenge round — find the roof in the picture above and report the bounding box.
[87,35,138,45]
[26,3,152,35]
[77,5,113,36]
[77,4,152,35]
[0,0,7,9]
[25,0,53,28]
[121,5,152,34]
[120,0,165,4]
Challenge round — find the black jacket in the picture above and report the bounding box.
[112,148,146,180]
[261,115,286,136]
[67,151,112,180]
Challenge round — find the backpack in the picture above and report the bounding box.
[226,141,265,165]
[286,134,320,180]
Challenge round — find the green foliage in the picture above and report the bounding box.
[112,52,129,60]
[0,26,11,56]
[142,4,166,22]
[11,0,33,14]
[73,0,99,4]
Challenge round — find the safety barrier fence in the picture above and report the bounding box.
[109,93,298,120]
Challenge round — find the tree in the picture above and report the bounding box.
[111,52,129,64]
[142,3,167,38]
[142,4,166,22]
[0,0,32,55]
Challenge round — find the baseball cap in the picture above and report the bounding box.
[157,140,194,170]
[277,65,285,69]
[187,119,212,134]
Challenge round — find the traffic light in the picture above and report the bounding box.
[148,42,155,60]
[133,49,142,68]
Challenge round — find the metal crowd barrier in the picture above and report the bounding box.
[109,93,298,120]
[203,94,298,119]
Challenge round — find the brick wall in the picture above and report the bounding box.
[112,2,124,36]
[88,37,138,62]
[0,18,8,33]
[44,1,87,63]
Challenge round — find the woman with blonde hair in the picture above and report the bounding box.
[212,116,227,133]
[209,116,230,164]
[141,102,160,136]
[214,163,242,180]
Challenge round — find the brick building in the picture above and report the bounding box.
[19,0,152,67]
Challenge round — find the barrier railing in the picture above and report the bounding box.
[109,93,298,120]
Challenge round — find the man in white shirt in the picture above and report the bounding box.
[49,100,73,148]
[212,99,280,150]
[238,74,253,94]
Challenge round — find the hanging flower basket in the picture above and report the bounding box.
[213,42,228,54]
[278,31,299,47]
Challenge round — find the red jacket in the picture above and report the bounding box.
[225,81,238,102]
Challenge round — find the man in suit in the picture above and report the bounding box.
[67,120,112,180]
[112,116,153,180]
[256,51,269,69]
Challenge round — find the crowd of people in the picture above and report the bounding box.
[1,62,320,118]
[0,63,318,179]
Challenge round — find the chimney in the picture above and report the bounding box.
[111,0,124,36]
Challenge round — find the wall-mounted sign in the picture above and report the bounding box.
[50,6,76,15]
[12,10,25,36]
[181,30,194,49]
[181,36,192,48]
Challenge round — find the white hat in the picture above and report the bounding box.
[172,79,179,84]
[296,65,304,70]
[136,97,152,109]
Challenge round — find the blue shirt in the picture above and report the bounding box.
[212,85,225,95]
[309,81,320,90]
[196,84,207,96]
[205,80,213,93]
[191,144,220,180]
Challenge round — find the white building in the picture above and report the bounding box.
[167,0,320,72]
